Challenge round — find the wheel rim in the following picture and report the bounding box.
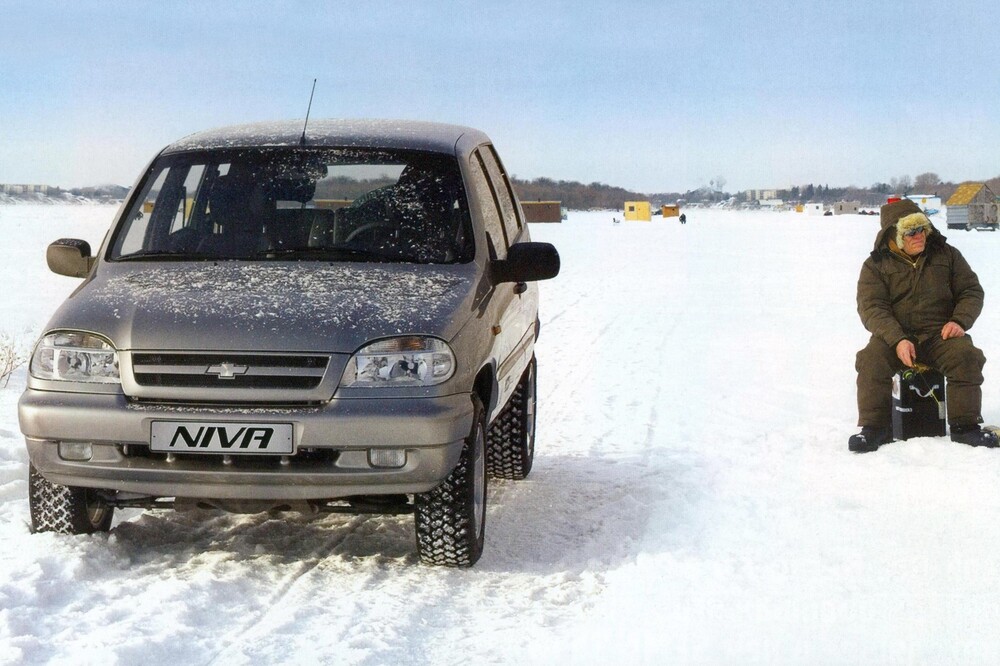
[472,426,485,536]
[85,490,110,528]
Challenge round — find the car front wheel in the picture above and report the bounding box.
[414,396,487,567]
[28,463,114,534]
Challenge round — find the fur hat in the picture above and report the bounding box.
[880,198,921,229]
[896,212,932,247]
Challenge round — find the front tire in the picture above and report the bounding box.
[28,464,113,534]
[414,396,487,567]
[486,356,537,480]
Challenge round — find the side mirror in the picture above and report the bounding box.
[492,242,560,284]
[47,238,94,278]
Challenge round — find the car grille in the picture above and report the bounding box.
[122,351,346,404]
[131,353,329,390]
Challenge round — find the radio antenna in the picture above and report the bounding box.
[299,78,317,145]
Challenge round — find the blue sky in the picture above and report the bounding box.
[2,0,999,193]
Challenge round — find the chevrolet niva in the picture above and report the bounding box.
[18,120,560,566]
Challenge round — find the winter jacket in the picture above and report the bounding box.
[857,199,984,348]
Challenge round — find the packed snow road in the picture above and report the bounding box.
[5,205,1000,664]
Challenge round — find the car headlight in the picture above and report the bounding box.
[29,331,120,384]
[342,336,455,387]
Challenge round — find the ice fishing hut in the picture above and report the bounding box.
[833,201,860,215]
[521,201,563,223]
[661,204,680,218]
[624,201,652,221]
[804,203,825,216]
[906,194,942,216]
[945,182,999,230]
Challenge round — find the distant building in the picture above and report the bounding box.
[624,201,651,221]
[313,199,354,210]
[520,201,562,223]
[804,203,825,215]
[661,204,680,218]
[748,189,780,202]
[1,184,48,194]
[946,182,998,230]
[905,194,942,216]
[833,201,860,215]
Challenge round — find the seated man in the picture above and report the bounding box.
[851,199,997,452]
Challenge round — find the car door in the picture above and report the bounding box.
[474,146,537,414]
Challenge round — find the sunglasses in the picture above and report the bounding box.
[903,227,928,238]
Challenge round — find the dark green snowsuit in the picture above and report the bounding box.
[856,199,986,428]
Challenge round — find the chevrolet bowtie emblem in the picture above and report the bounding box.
[206,362,249,379]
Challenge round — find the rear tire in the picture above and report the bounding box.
[414,396,487,567]
[28,464,113,534]
[486,356,536,480]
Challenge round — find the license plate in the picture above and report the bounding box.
[150,421,294,455]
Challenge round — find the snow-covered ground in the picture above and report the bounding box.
[5,205,1000,664]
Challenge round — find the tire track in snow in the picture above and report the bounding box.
[540,292,584,328]
[202,515,455,665]
[203,514,372,664]
[94,510,402,664]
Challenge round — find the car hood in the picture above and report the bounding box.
[47,262,480,353]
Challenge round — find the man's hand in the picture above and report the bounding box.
[896,339,917,367]
[942,321,966,340]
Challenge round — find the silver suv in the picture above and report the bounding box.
[18,120,559,567]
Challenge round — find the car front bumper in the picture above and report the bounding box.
[19,388,474,500]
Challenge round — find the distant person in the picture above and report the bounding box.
[850,199,997,452]
[679,213,686,224]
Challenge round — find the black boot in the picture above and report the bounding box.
[950,424,1000,448]
[848,426,892,453]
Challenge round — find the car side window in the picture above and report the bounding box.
[468,150,508,260]
[478,145,523,244]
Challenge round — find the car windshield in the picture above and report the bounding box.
[108,148,474,264]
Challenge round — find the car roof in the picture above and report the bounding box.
[160,119,490,156]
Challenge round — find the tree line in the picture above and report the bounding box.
[511,177,667,210]
[511,172,1000,209]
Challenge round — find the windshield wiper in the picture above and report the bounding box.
[115,250,208,261]
[257,245,405,262]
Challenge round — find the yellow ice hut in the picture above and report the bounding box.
[661,204,680,218]
[624,201,651,221]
